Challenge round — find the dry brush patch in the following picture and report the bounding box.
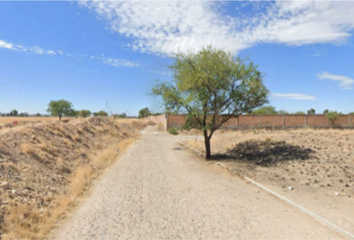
[0,117,142,239]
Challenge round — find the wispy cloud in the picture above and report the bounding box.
[0,39,139,68]
[47,50,56,55]
[150,70,172,76]
[317,72,354,90]
[80,1,354,56]
[101,57,139,68]
[0,39,51,55]
[271,93,316,101]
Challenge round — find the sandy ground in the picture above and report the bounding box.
[183,128,354,235]
[53,126,343,239]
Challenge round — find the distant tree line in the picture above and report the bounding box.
[0,100,131,121]
[249,106,353,115]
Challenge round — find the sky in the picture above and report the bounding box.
[0,0,354,116]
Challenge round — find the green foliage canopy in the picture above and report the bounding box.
[152,46,269,158]
[78,109,92,118]
[138,107,151,118]
[252,106,277,115]
[47,100,74,121]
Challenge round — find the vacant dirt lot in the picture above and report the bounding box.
[183,128,354,234]
[0,117,148,239]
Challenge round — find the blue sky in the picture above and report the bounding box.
[0,1,354,116]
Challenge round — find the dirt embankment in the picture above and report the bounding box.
[0,117,149,239]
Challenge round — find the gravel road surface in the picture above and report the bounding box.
[54,126,343,239]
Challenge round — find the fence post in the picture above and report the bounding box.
[259,115,262,127]
[305,115,308,126]
[349,115,351,126]
[165,114,169,130]
[282,115,285,126]
[236,117,238,127]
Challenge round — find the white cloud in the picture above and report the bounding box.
[79,1,354,56]
[102,57,139,68]
[317,72,354,90]
[0,39,138,68]
[271,93,316,100]
[47,50,56,55]
[0,40,15,50]
[31,46,44,55]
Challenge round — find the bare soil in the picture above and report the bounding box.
[183,128,354,234]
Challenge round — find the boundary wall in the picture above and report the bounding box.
[148,114,354,129]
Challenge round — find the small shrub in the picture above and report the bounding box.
[168,127,178,135]
[326,111,338,126]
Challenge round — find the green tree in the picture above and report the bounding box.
[277,110,289,114]
[47,100,74,121]
[138,107,151,118]
[307,108,316,114]
[10,109,18,116]
[35,113,41,116]
[152,46,269,159]
[323,109,329,114]
[96,110,108,116]
[116,113,127,118]
[349,112,354,115]
[326,111,338,126]
[251,106,277,115]
[294,111,306,114]
[78,109,92,118]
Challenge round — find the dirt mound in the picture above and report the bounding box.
[0,117,142,239]
[131,121,147,130]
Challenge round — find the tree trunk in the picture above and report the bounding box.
[203,130,211,159]
[59,114,62,121]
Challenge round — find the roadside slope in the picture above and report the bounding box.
[54,126,342,239]
[0,117,142,239]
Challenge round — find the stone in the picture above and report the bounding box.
[1,182,10,187]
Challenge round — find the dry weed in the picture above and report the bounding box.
[21,143,34,154]
[71,165,92,196]
[3,196,72,240]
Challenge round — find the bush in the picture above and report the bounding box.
[168,127,178,135]
[326,111,338,126]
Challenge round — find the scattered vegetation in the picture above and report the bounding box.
[252,106,277,115]
[307,108,316,114]
[326,111,339,126]
[168,127,179,135]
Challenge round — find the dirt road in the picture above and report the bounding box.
[54,126,343,239]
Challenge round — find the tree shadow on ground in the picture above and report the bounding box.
[211,140,314,167]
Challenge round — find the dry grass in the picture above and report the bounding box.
[21,143,34,154]
[0,117,72,124]
[71,165,92,196]
[3,197,72,240]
